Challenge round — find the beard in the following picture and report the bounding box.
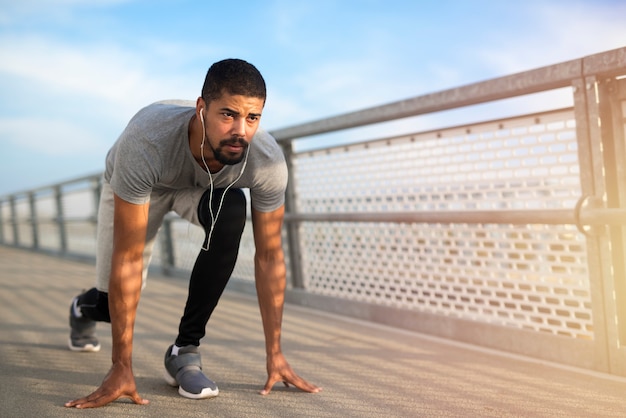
[210,137,249,165]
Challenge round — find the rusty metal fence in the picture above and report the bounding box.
[1,47,625,376]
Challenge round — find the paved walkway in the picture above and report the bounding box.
[0,246,625,417]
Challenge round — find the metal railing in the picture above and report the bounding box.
[2,47,626,376]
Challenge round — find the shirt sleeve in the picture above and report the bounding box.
[250,156,288,212]
[246,130,288,212]
[108,128,162,205]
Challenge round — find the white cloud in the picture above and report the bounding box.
[0,116,109,156]
[0,0,132,25]
[0,33,206,132]
[278,0,626,134]
[0,0,131,12]
[475,2,626,75]
[0,35,147,102]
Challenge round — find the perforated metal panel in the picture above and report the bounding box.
[293,110,592,339]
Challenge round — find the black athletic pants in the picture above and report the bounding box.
[77,188,247,347]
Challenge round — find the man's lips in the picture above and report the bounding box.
[225,144,244,153]
[221,139,247,153]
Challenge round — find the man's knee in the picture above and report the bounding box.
[197,188,246,230]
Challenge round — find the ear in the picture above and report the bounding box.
[196,97,207,115]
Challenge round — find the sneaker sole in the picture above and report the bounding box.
[163,369,219,399]
[68,338,101,352]
[178,385,219,399]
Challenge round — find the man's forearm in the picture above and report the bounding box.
[108,259,144,365]
[254,255,287,356]
[109,195,150,366]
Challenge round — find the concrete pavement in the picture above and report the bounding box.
[0,246,625,417]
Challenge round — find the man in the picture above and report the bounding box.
[65,59,321,409]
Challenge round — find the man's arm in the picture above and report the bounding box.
[252,205,321,395]
[65,194,150,408]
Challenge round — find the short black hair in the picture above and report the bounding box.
[201,59,266,104]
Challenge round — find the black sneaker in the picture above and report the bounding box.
[164,344,219,399]
[68,296,101,352]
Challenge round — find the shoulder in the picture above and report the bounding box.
[128,100,195,128]
[248,129,287,178]
[245,128,288,212]
[250,129,285,162]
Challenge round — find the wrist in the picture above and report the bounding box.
[110,358,133,372]
[111,346,134,367]
[266,344,282,357]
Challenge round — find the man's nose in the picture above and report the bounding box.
[231,118,246,137]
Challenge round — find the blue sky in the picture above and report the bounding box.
[1,0,625,195]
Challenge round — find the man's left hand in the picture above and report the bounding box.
[260,352,322,395]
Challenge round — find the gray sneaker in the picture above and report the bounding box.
[68,296,101,352]
[164,344,219,399]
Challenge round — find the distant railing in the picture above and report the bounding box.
[2,47,626,376]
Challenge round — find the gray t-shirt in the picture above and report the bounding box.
[104,100,288,212]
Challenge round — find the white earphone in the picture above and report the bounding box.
[199,107,250,251]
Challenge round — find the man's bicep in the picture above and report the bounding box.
[112,193,150,255]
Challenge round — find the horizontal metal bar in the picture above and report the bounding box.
[271,47,626,141]
[583,47,626,77]
[285,210,573,225]
[0,172,101,200]
[284,208,626,226]
[8,209,623,228]
[579,208,626,227]
[6,217,97,225]
[270,59,581,141]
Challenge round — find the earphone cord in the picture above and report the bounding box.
[199,122,250,251]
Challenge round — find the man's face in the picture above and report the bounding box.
[201,93,264,166]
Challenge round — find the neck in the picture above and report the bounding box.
[188,114,223,173]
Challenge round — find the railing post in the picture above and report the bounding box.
[0,199,5,244]
[282,141,305,289]
[597,77,626,374]
[91,177,101,227]
[160,217,175,275]
[9,195,19,247]
[54,185,67,254]
[29,191,39,250]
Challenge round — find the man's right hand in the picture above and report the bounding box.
[65,361,149,408]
